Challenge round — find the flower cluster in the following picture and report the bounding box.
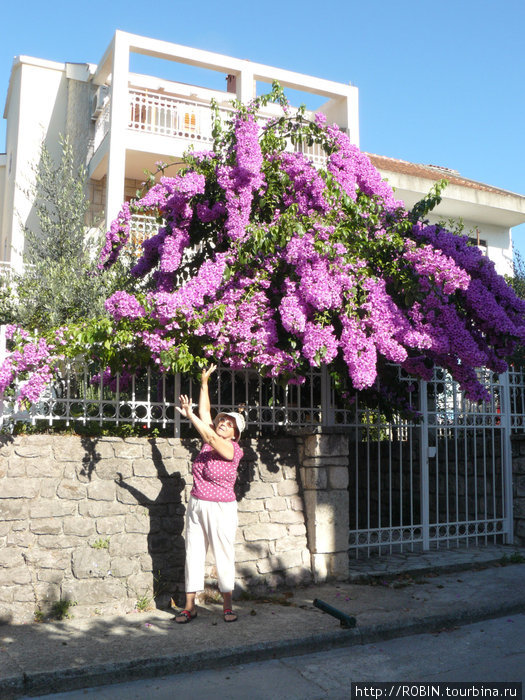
[3,86,525,416]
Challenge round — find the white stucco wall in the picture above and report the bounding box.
[2,57,68,266]
[377,170,525,278]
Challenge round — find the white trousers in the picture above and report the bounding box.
[185,496,238,593]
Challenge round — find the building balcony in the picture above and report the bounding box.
[91,87,329,174]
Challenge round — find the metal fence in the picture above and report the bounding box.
[0,359,326,435]
[1,340,524,556]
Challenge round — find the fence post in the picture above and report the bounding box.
[419,379,430,550]
[174,372,181,438]
[499,370,514,544]
[320,366,335,428]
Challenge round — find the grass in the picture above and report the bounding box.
[90,537,110,550]
[135,595,154,612]
[500,551,525,566]
[50,599,77,620]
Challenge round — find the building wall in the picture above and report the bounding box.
[1,59,68,267]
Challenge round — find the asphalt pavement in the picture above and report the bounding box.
[2,544,525,699]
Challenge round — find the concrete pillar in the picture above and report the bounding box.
[237,68,255,104]
[105,34,129,229]
[296,433,349,582]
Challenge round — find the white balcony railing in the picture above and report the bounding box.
[128,89,233,144]
[92,89,327,167]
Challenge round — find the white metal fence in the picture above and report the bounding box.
[1,338,523,556]
[345,367,515,557]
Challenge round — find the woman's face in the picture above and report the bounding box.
[216,416,237,440]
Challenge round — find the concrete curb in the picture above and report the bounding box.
[5,599,525,699]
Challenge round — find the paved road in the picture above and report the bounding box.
[27,614,525,699]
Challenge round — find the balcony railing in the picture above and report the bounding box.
[92,89,327,166]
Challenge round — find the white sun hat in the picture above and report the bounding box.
[214,411,245,437]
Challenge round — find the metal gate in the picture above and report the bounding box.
[343,367,514,557]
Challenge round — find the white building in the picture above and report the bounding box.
[0,29,524,275]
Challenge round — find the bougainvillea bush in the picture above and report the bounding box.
[2,84,525,415]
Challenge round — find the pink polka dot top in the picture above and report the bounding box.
[191,441,244,502]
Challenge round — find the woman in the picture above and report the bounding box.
[175,365,245,623]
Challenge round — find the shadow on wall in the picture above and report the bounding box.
[115,439,191,608]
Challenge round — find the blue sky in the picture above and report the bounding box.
[2,0,525,259]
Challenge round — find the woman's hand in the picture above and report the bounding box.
[201,364,217,384]
[176,394,193,417]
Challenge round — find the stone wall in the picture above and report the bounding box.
[511,435,525,546]
[0,434,312,623]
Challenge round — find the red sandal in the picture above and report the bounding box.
[174,609,197,624]
[223,608,238,622]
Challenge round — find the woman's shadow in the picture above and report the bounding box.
[116,439,188,609]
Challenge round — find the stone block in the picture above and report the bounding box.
[282,464,298,480]
[0,587,14,603]
[116,478,162,505]
[53,436,93,462]
[23,549,70,569]
[288,495,304,511]
[78,500,129,518]
[303,434,349,459]
[311,552,349,582]
[30,501,77,518]
[109,533,149,557]
[72,549,110,578]
[87,480,116,501]
[274,535,305,553]
[96,517,125,535]
[37,535,84,550]
[39,479,58,499]
[127,572,154,598]
[237,511,260,527]
[0,566,31,586]
[276,480,300,497]
[269,510,305,525]
[61,579,124,605]
[36,569,64,585]
[237,499,265,513]
[63,517,95,537]
[0,478,41,499]
[92,458,133,481]
[7,530,35,548]
[326,466,348,489]
[0,549,25,568]
[124,513,150,534]
[302,467,327,490]
[26,458,64,478]
[109,556,139,578]
[56,480,87,500]
[6,457,27,477]
[264,496,287,512]
[303,490,349,553]
[256,549,304,574]
[30,519,62,535]
[113,442,144,459]
[258,511,270,523]
[34,582,61,606]
[234,541,268,563]
[87,440,117,459]
[14,442,52,459]
[244,481,276,500]
[132,458,163,477]
[284,565,313,585]
[257,461,284,483]
[243,523,287,542]
[288,523,307,537]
